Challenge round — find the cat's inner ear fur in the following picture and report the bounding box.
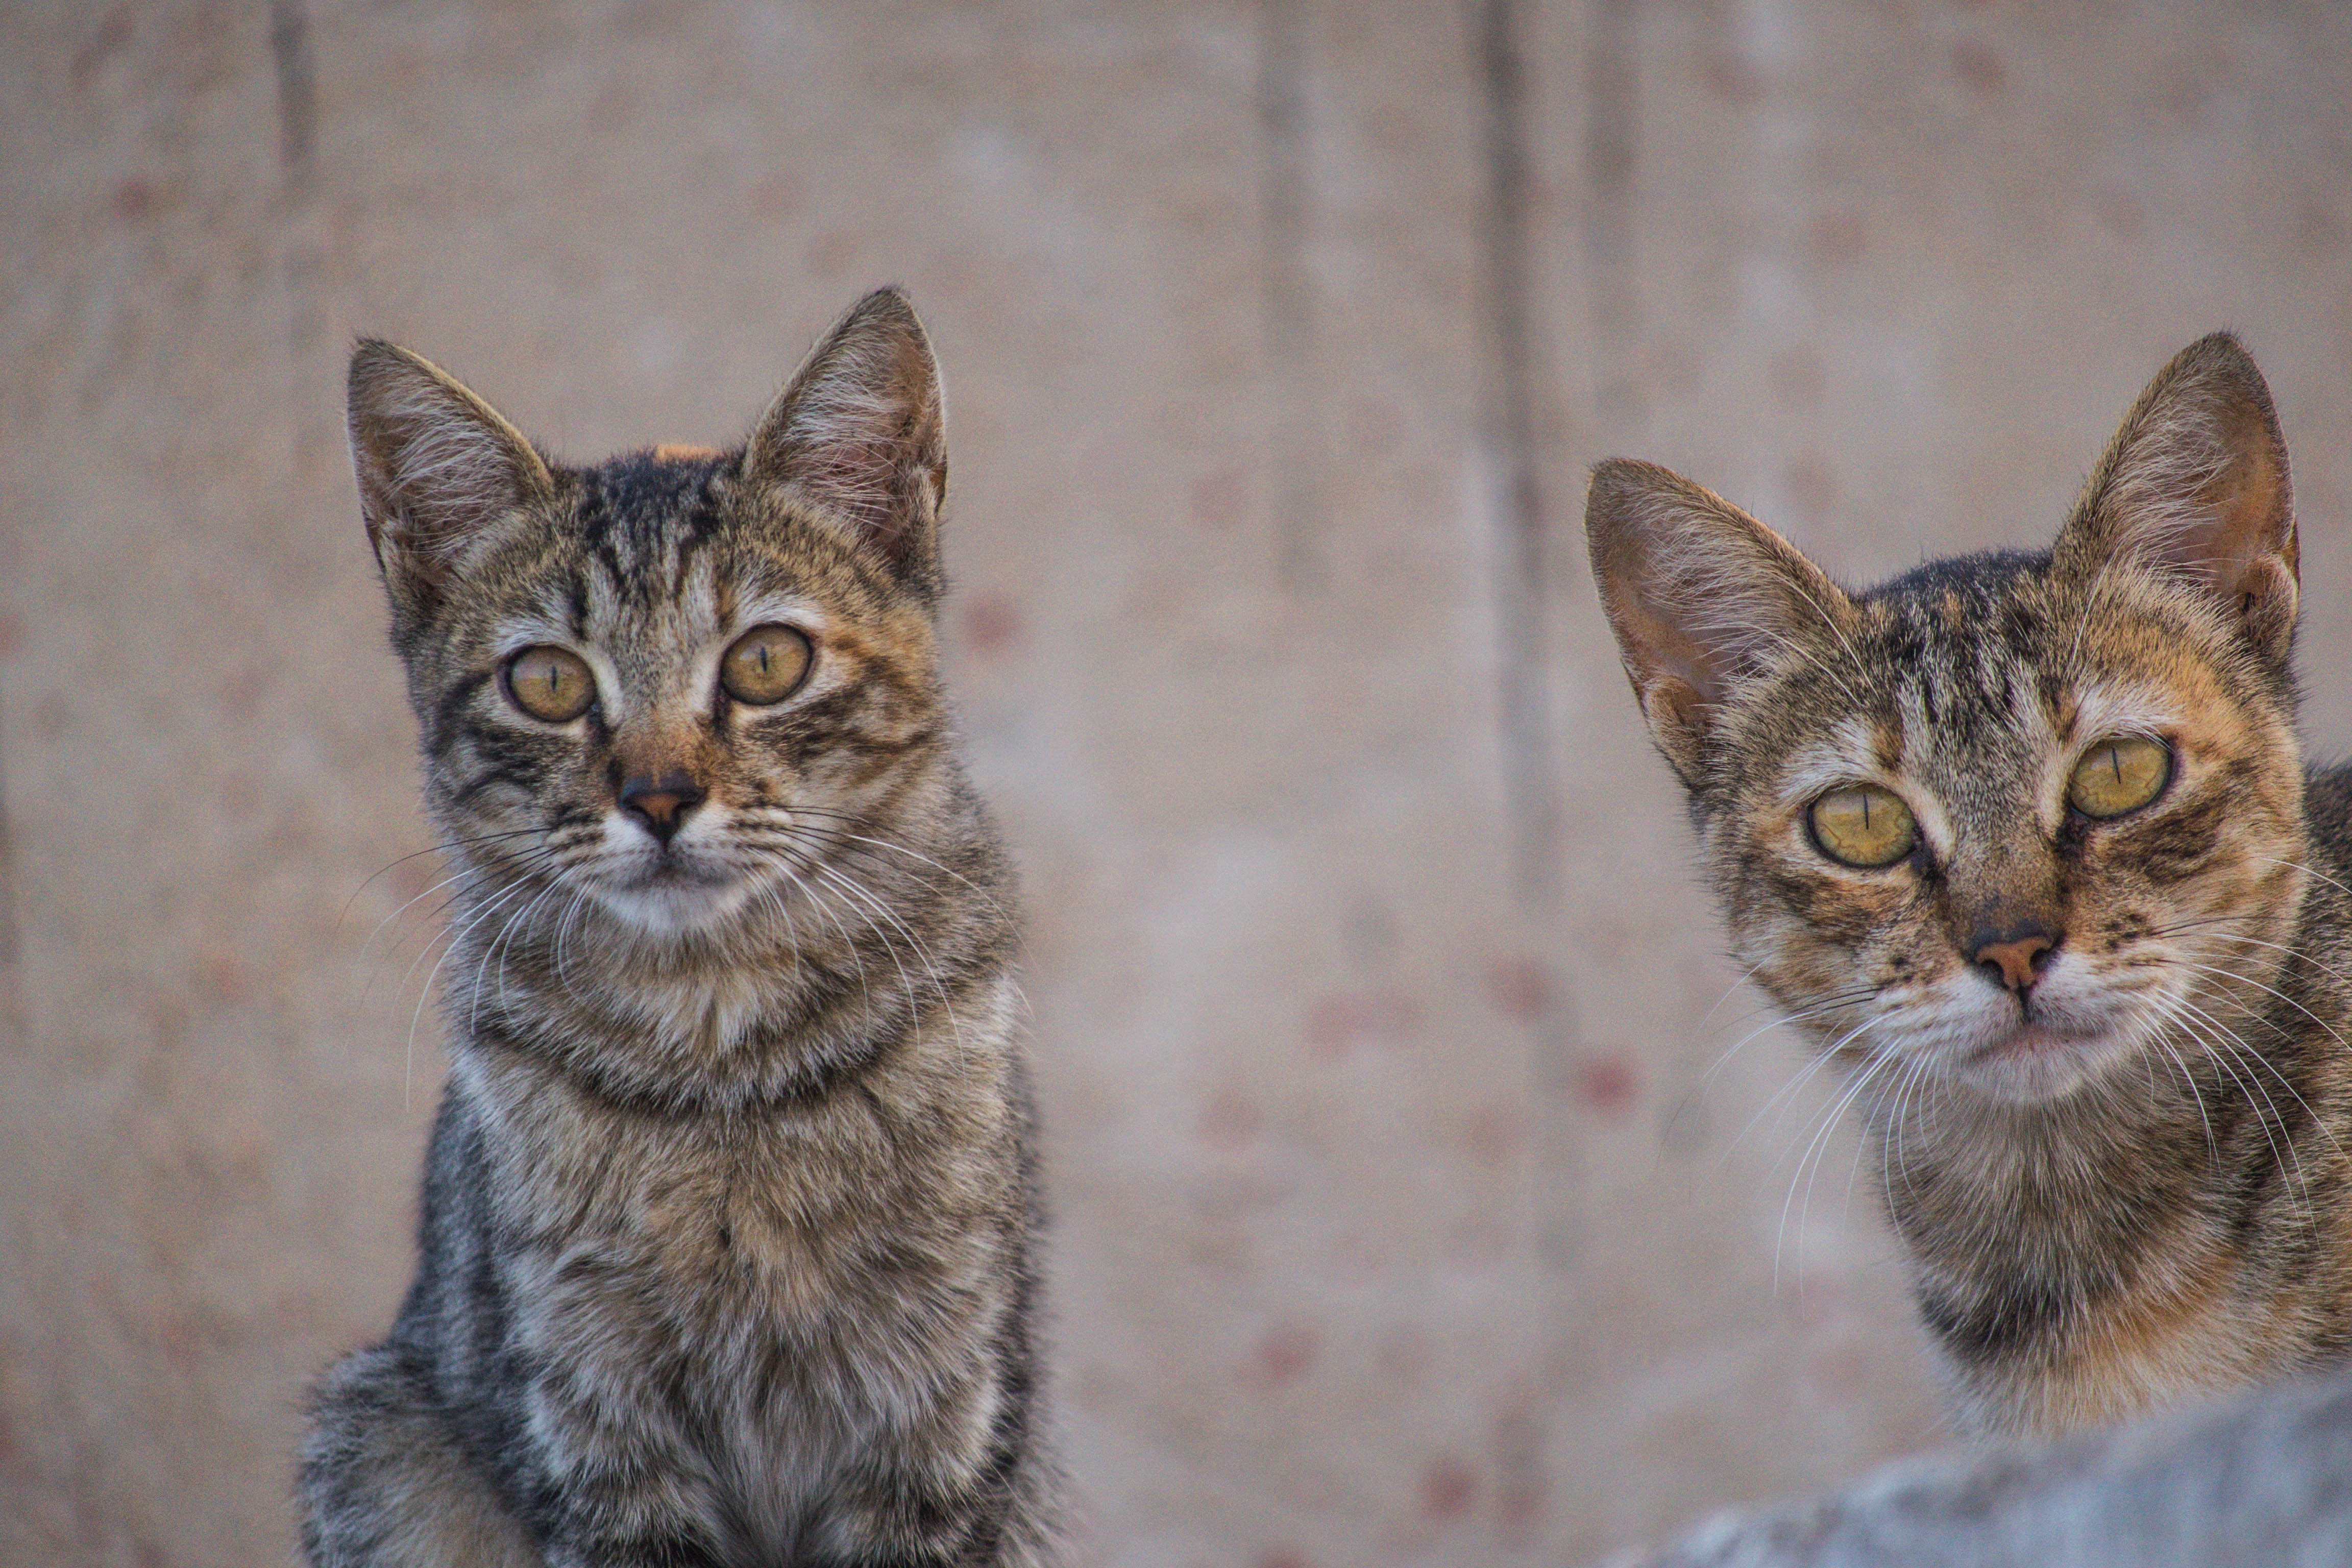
[1585,459,1859,787]
[2059,332,2298,661]
[744,286,947,589]
[348,341,555,614]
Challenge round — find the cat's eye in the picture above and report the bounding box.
[1808,784,1918,869]
[503,645,597,724]
[720,624,814,706]
[2068,736,2171,820]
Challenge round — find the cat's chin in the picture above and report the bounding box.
[1949,1021,2140,1105]
[588,862,761,941]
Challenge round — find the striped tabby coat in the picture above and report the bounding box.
[1586,335,2352,1437]
[301,289,1062,1565]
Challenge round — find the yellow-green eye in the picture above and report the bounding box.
[720,624,814,705]
[2068,735,2171,820]
[503,645,596,723]
[1808,784,1918,869]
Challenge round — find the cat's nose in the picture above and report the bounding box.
[618,772,707,845]
[1971,923,2061,994]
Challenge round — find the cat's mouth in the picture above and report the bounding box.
[629,853,731,888]
[581,847,760,937]
[1951,1013,2139,1102]
[1974,1021,2098,1061]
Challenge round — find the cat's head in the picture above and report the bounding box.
[349,287,957,943]
[1586,335,2307,1105]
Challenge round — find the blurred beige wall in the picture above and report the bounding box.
[4,2,2351,1564]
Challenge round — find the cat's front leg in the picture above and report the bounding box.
[300,1340,542,1567]
[537,1528,727,1568]
[524,1465,730,1568]
[514,1349,733,1568]
[812,1436,1060,1568]
[810,1489,1018,1568]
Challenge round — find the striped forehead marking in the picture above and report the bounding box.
[577,452,727,594]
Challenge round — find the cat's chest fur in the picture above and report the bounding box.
[456,981,1023,1512]
[1911,1167,2296,1433]
[1891,1081,2352,1438]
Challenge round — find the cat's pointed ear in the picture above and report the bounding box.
[348,340,556,622]
[744,287,947,594]
[2058,333,2298,662]
[1585,459,1859,788]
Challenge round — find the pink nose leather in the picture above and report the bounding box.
[1974,932,2055,992]
[618,772,706,844]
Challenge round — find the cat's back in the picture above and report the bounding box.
[2300,760,2352,880]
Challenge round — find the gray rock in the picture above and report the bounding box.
[1613,1368,2352,1568]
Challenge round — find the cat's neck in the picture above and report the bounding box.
[433,856,1012,1113]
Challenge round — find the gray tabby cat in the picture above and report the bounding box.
[301,288,1061,1566]
[1586,334,2352,1437]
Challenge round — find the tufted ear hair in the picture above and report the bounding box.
[744,286,948,597]
[1584,459,1860,790]
[2056,332,2298,664]
[348,340,556,627]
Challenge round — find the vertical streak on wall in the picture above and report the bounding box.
[1474,0,1561,909]
[272,0,327,472]
[0,765,19,1044]
[1475,13,1577,1532]
[1584,0,1640,441]
[270,0,317,183]
[1260,0,1322,593]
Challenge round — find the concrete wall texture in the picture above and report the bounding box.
[4,2,2350,1564]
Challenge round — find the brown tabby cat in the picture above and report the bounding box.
[300,289,1062,1564]
[1585,334,2352,1438]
